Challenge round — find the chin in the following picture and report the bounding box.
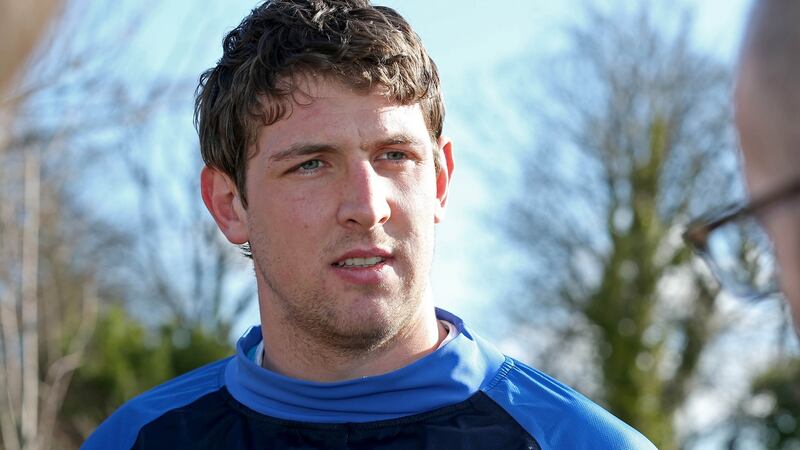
[323,318,395,352]
[324,297,414,351]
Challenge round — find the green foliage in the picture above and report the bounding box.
[58,306,233,446]
[735,359,800,449]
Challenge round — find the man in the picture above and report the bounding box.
[735,0,800,325]
[684,0,800,328]
[83,1,655,448]
[0,0,61,94]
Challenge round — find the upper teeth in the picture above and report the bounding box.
[336,257,385,267]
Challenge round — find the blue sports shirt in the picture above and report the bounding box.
[82,309,656,449]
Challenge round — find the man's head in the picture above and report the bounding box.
[195,0,445,209]
[196,0,454,367]
[735,0,800,324]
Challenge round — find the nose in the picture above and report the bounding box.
[336,161,391,230]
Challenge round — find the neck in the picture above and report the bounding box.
[257,290,445,382]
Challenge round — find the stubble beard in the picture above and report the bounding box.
[253,239,429,358]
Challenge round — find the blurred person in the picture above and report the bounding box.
[0,0,62,95]
[684,0,800,328]
[736,0,800,326]
[82,1,655,449]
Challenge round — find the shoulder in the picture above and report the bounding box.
[481,357,656,450]
[80,357,232,450]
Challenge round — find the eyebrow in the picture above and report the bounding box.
[268,143,335,164]
[267,133,429,164]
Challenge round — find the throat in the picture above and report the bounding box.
[258,308,444,382]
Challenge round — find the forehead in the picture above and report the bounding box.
[256,77,429,154]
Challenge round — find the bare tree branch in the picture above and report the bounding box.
[20,147,41,449]
[492,3,740,448]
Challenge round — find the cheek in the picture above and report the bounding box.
[770,211,800,294]
[394,174,438,222]
[288,195,327,232]
[260,191,328,236]
[390,177,439,259]
[740,121,800,195]
[774,215,800,263]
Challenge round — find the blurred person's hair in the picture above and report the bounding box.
[741,0,800,115]
[194,0,444,208]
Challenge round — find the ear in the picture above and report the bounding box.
[200,166,249,244]
[434,136,455,224]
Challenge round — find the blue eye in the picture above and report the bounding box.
[298,159,322,171]
[383,151,407,161]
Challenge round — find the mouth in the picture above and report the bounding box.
[330,249,393,284]
[331,248,392,269]
[334,256,386,268]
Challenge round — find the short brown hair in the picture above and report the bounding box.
[195,0,444,208]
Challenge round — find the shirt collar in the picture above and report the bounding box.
[224,308,505,423]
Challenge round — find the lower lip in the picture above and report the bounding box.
[330,260,391,285]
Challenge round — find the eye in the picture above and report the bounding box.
[297,159,323,171]
[379,151,408,161]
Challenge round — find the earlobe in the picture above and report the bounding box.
[200,166,249,244]
[434,137,455,224]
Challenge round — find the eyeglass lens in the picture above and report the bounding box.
[704,214,780,299]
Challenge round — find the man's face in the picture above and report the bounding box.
[735,57,800,325]
[233,78,452,350]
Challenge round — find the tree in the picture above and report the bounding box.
[112,142,256,337]
[0,1,245,448]
[495,4,741,448]
[57,307,232,448]
[724,355,800,449]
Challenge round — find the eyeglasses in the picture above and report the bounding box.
[682,180,800,300]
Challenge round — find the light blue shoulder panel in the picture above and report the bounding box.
[80,357,231,450]
[482,357,657,450]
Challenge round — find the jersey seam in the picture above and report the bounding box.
[132,388,229,448]
[222,387,479,430]
[471,391,543,450]
[127,361,229,449]
[482,356,515,392]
